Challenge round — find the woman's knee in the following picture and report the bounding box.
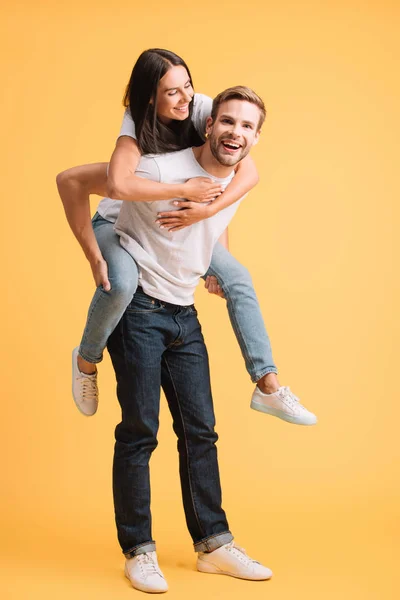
[219,261,253,294]
[108,272,138,303]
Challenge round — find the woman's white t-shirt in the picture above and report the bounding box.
[96,93,213,222]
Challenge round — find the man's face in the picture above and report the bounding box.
[206,100,261,167]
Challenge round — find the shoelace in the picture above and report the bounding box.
[225,541,258,565]
[277,387,305,411]
[79,374,98,402]
[137,553,160,577]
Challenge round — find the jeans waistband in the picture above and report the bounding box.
[136,287,195,310]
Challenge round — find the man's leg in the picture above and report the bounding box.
[107,291,166,558]
[160,304,273,580]
[160,305,231,552]
[160,304,232,551]
[107,291,170,593]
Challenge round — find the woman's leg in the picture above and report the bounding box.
[206,242,277,385]
[79,214,139,363]
[72,213,139,416]
[206,243,317,425]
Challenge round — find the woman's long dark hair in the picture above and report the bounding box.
[123,48,203,154]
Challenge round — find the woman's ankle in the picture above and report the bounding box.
[77,353,97,375]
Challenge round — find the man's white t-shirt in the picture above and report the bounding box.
[114,148,241,306]
[97,93,213,223]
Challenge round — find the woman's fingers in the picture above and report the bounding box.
[157,219,181,228]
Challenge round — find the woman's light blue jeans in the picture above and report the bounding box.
[79,213,277,382]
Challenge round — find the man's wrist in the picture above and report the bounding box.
[86,251,104,264]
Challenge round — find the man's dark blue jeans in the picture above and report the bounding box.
[107,288,233,558]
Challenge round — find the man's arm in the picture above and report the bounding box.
[57,163,108,263]
[204,229,229,298]
[56,163,111,288]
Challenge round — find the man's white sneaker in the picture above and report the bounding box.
[251,385,317,425]
[124,551,168,593]
[72,347,98,416]
[197,540,272,581]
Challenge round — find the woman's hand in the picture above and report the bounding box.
[205,276,225,298]
[90,257,111,291]
[182,177,222,203]
[156,201,213,232]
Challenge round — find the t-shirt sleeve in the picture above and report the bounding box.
[191,93,213,140]
[134,156,161,183]
[118,108,137,139]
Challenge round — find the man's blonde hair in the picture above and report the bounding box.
[211,86,266,130]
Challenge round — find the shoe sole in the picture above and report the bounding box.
[250,400,317,426]
[197,560,272,580]
[72,348,98,417]
[124,569,168,593]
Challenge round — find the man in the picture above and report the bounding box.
[107,87,274,593]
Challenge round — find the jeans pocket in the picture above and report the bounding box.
[127,293,164,313]
[188,305,198,316]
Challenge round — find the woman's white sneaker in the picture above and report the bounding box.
[124,551,168,593]
[250,385,317,425]
[72,347,98,416]
[197,540,272,580]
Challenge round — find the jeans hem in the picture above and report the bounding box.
[78,348,104,364]
[124,541,156,558]
[251,367,278,384]
[194,531,233,553]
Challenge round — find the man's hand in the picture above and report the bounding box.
[90,257,111,291]
[156,201,213,232]
[204,275,225,298]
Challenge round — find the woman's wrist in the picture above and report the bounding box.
[178,181,188,199]
[207,200,219,218]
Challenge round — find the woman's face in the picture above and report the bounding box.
[156,65,194,124]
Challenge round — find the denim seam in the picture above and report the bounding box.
[194,530,232,547]
[206,265,258,380]
[124,540,156,556]
[163,355,205,540]
[252,367,278,383]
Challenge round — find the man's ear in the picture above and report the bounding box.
[253,130,261,146]
[205,116,213,137]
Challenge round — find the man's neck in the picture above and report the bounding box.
[192,144,234,179]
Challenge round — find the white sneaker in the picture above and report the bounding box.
[251,385,317,425]
[72,347,98,416]
[124,551,168,593]
[197,540,272,581]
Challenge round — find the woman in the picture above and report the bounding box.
[57,48,316,426]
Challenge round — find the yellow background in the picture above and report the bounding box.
[1,1,399,598]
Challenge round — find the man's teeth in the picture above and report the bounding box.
[222,141,240,149]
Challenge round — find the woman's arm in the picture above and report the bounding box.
[208,154,259,216]
[107,136,222,202]
[218,228,229,250]
[155,155,259,231]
